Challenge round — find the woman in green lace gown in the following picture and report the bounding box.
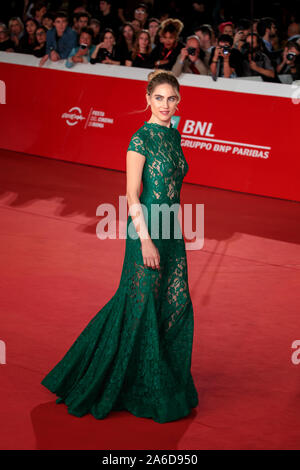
[41,70,199,423]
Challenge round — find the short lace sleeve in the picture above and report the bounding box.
[127,132,147,158]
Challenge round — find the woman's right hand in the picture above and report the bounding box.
[96,42,105,49]
[141,239,160,270]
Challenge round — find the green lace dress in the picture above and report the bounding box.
[41,120,199,423]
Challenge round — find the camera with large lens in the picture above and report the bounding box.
[287,51,296,61]
[187,46,197,56]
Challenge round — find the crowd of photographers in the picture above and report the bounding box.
[1,1,300,82]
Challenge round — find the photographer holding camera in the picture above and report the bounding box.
[172,35,209,76]
[65,28,95,68]
[209,34,243,78]
[232,19,252,52]
[241,32,276,81]
[276,40,300,81]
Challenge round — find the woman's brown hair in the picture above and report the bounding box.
[131,29,152,60]
[159,18,184,42]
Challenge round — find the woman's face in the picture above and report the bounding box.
[104,32,114,48]
[146,83,179,125]
[139,32,149,50]
[36,28,47,44]
[149,21,159,38]
[26,20,37,35]
[123,25,134,40]
[10,20,22,35]
[162,32,176,49]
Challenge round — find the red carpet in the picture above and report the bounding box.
[0,148,300,449]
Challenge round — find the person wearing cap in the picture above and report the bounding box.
[218,21,234,36]
[133,3,149,29]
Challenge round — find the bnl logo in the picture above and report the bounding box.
[0,340,6,364]
[0,80,6,104]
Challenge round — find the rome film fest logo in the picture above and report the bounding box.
[61,107,85,126]
[61,107,114,128]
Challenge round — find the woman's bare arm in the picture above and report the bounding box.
[126,150,150,241]
[126,150,160,269]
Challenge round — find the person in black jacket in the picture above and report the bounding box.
[125,29,153,68]
[17,17,39,54]
[117,22,136,65]
[95,0,122,33]
[32,25,47,57]
[0,23,15,51]
[89,18,101,45]
[150,18,185,71]
[8,16,24,50]
[90,28,121,65]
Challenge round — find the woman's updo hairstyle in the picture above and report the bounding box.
[146,70,181,104]
[159,18,184,40]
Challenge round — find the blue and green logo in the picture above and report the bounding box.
[171,115,181,129]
